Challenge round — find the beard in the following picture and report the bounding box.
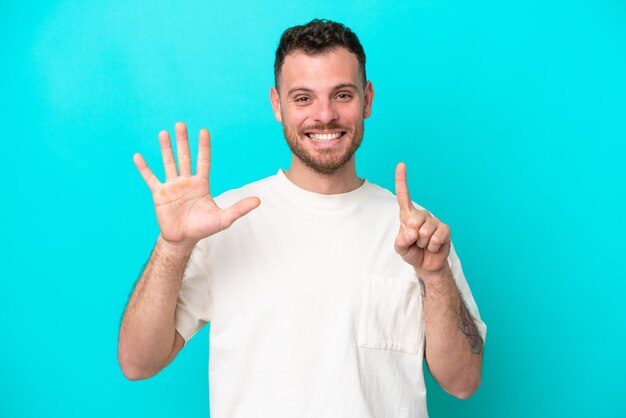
[282,120,364,175]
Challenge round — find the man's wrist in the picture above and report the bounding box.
[416,264,453,289]
[156,235,196,259]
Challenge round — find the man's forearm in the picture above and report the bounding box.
[118,236,194,379]
[420,266,484,399]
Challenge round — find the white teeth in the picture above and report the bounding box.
[308,132,342,141]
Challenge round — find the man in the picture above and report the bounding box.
[118,19,486,418]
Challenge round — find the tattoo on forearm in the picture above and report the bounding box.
[459,299,483,355]
[418,277,426,297]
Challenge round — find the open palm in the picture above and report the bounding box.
[133,122,260,247]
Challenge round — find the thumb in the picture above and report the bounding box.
[220,197,261,229]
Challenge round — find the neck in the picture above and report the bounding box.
[285,156,363,195]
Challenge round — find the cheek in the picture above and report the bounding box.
[343,104,364,119]
[284,112,308,129]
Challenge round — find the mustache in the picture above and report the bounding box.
[300,122,349,132]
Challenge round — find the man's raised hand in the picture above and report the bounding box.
[394,162,451,276]
[133,122,260,249]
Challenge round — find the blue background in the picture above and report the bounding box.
[2,0,625,416]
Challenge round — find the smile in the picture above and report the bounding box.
[305,132,346,141]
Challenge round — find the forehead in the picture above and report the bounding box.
[279,47,361,92]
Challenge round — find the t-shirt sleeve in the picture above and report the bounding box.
[175,238,212,343]
[448,241,487,343]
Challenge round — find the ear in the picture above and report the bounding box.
[270,87,283,123]
[363,81,374,119]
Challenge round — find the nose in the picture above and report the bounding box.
[313,98,339,124]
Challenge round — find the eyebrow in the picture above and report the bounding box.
[286,83,360,96]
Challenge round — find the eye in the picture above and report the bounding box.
[294,96,310,104]
[336,92,353,101]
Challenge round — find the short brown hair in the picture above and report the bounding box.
[274,19,367,89]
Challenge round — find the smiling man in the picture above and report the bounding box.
[271,45,372,188]
[118,19,486,418]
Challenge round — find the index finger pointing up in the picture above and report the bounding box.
[395,162,413,212]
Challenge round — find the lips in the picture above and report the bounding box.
[305,131,346,141]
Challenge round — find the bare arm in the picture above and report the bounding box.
[419,269,483,399]
[394,162,483,399]
[118,123,260,380]
[118,238,192,380]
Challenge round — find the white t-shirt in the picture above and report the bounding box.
[175,169,486,418]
